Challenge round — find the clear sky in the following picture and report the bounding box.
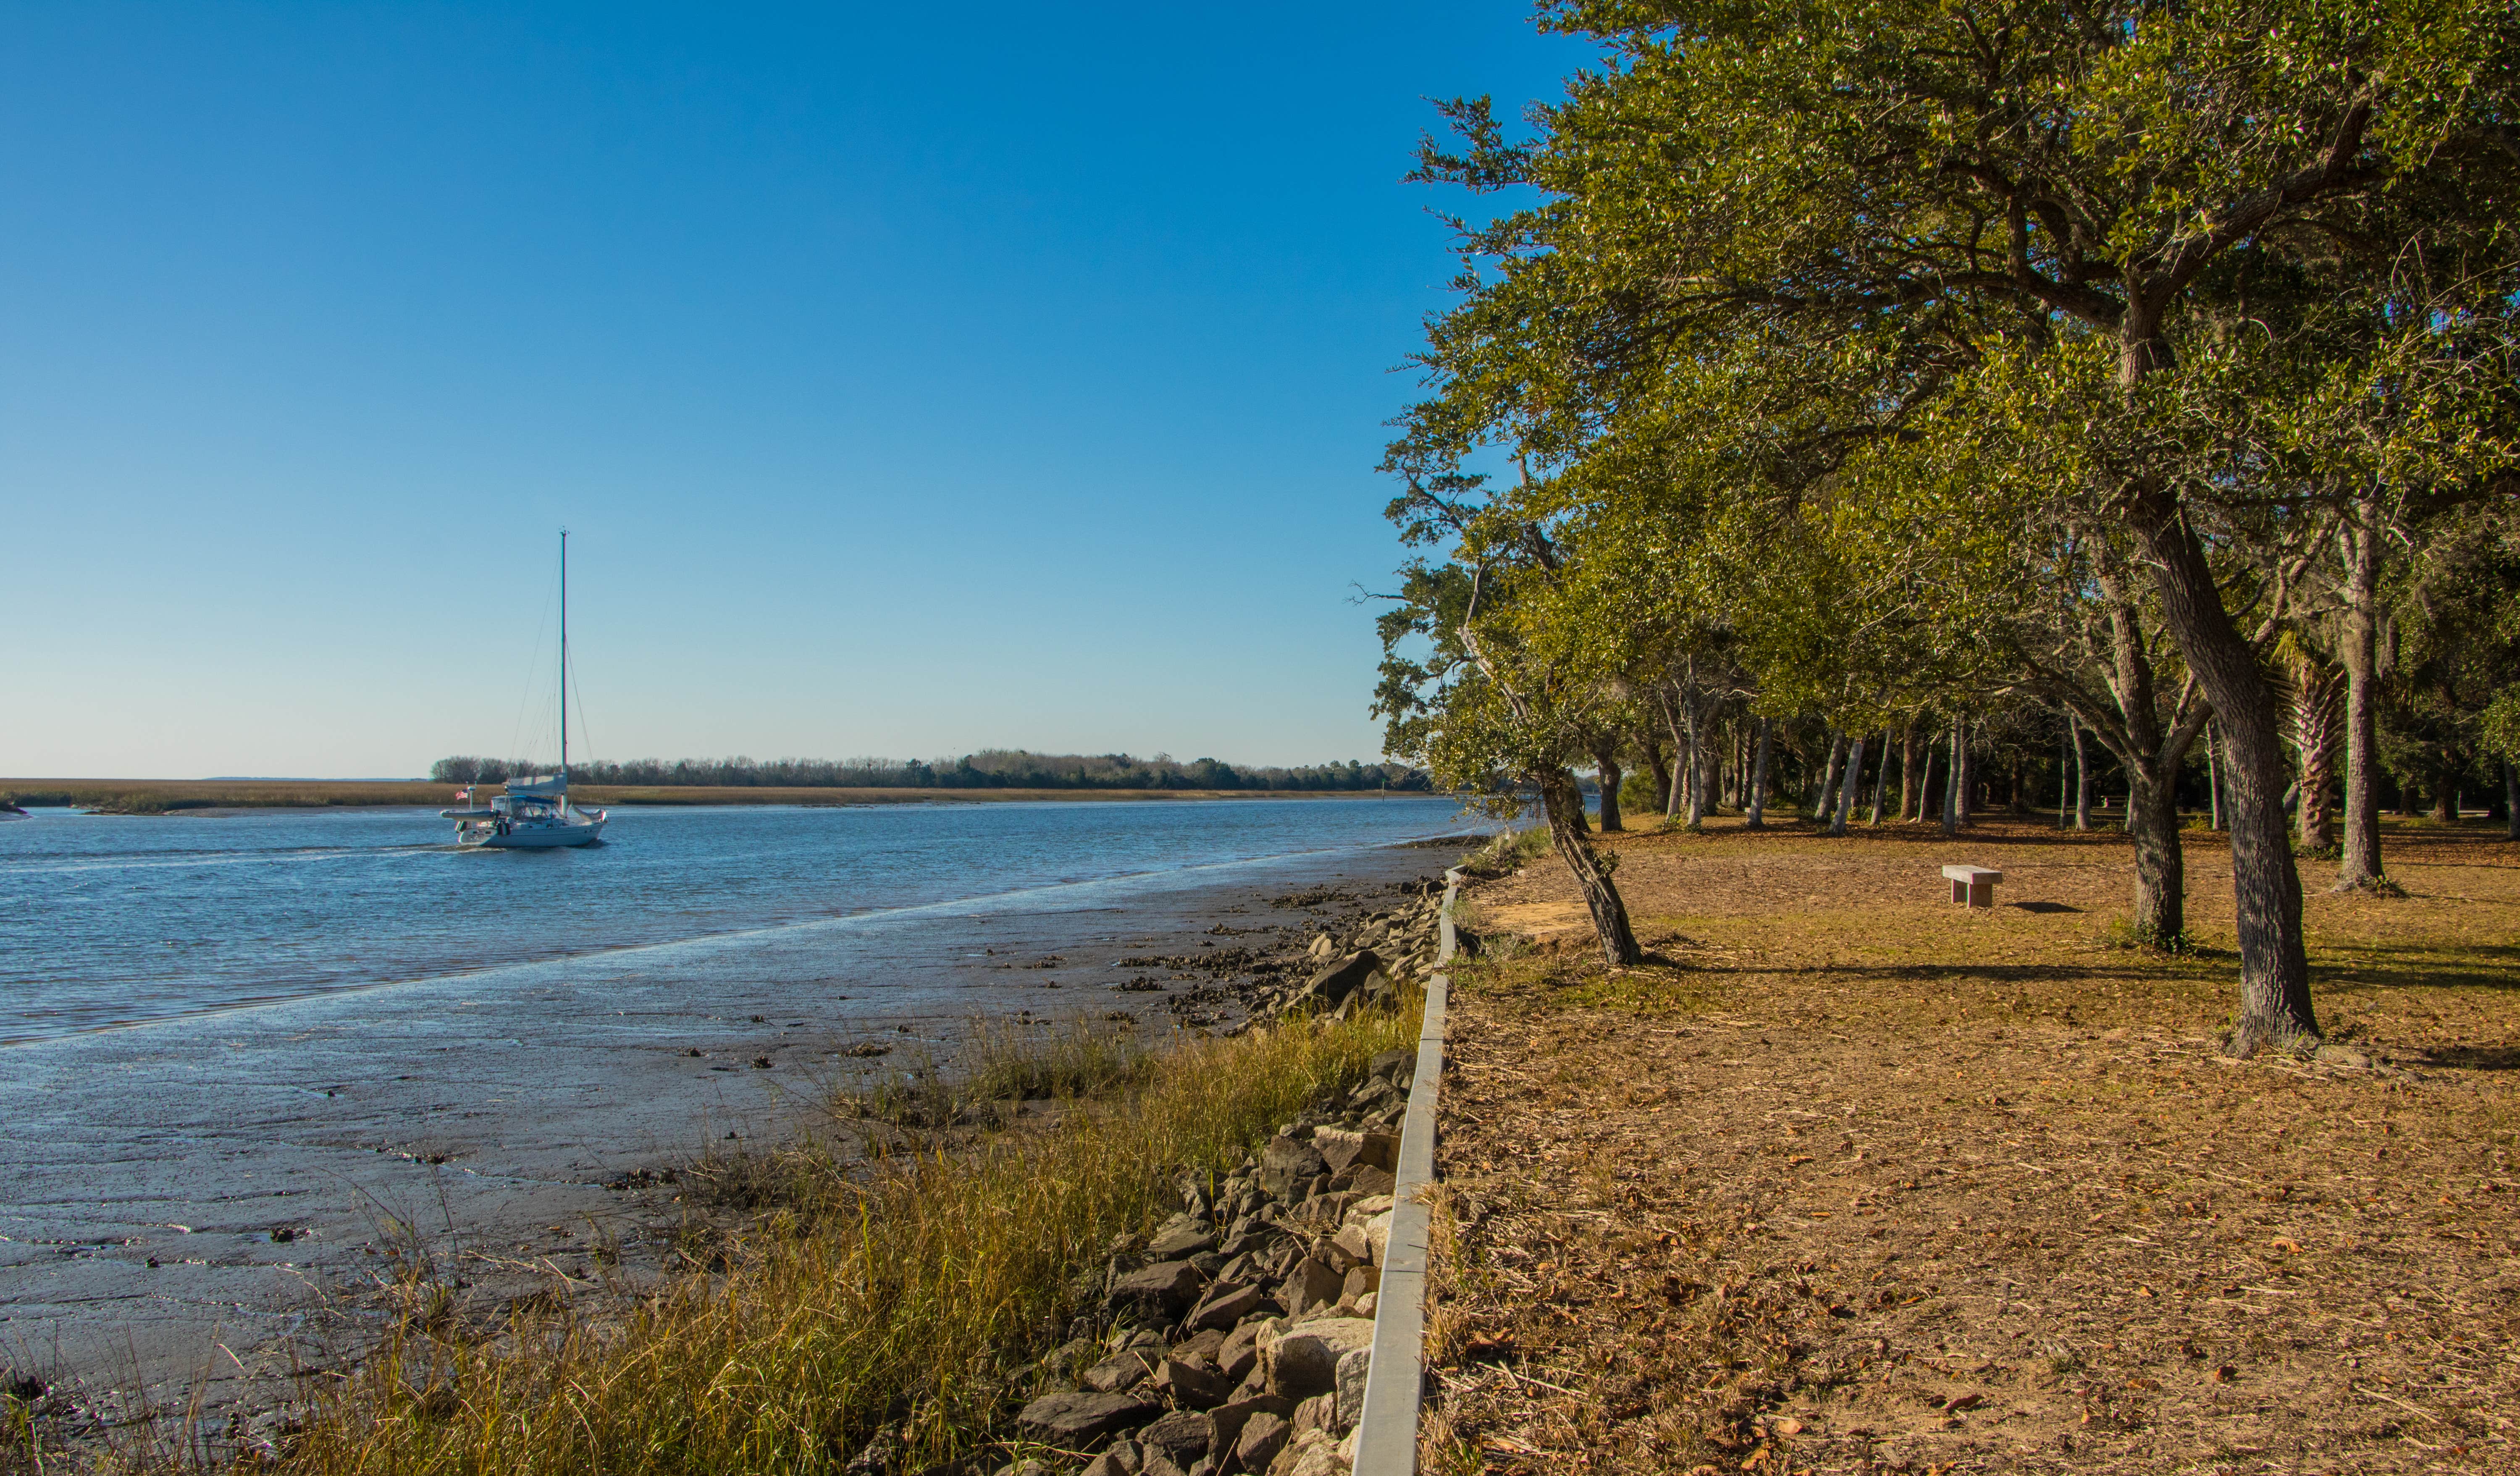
[2,3,1584,779]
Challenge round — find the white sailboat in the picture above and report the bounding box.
[443,530,608,849]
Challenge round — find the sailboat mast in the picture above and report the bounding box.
[559,528,569,777]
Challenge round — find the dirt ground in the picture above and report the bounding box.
[1420,816,2520,1475]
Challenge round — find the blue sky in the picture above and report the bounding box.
[1,3,1583,778]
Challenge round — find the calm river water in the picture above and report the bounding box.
[0,795,1478,1043]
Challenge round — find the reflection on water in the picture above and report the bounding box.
[0,797,1473,1042]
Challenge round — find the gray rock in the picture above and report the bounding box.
[1109,1259,1206,1313]
[1296,950,1386,1012]
[1147,1215,1219,1260]
[1335,1346,1371,1431]
[1083,1350,1156,1393]
[1138,1407,1213,1466]
[1080,1441,1142,1476]
[1262,1315,1376,1401]
[1283,1256,1345,1319]
[1218,1319,1271,1383]
[1278,1428,1347,1476]
[1016,1390,1160,1444]
[1185,1280,1265,1333]
[1291,1392,1336,1437]
[1342,1164,1396,1198]
[1234,1411,1291,1471]
[1203,1393,1292,1455]
[1153,1356,1235,1410]
[1258,1134,1329,1200]
[1172,1327,1228,1364]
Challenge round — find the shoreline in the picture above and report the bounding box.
[0,779,1442,815]
[0,835,1468,1447]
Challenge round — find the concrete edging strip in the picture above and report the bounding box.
[1351,865,1461,1474]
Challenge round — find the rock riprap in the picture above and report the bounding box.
[989,1044,1425,1476]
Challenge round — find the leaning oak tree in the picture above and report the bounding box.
[1371,485,1645,967]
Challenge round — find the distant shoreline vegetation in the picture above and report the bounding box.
[428,750,1431,793]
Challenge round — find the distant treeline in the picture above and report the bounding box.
[428,750,1431,792]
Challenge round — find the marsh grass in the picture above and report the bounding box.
[259,1002,1417,1476]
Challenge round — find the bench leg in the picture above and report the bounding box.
[1969,881,1992,909]
[1951,879,1967,904]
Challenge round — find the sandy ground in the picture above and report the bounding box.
[0,842,1453,1447]
[1421,817,2519,1474]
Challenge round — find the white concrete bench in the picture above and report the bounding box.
[1942,864,2002,909]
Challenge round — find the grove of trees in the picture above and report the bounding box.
[429,751,1430,793]
[1371,0,2520,1057]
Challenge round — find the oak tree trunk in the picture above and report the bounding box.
[2127,773,2187,943]
[1940,721,1961,835]
[2073,719,2091,830]
[1591,741,1624,834]
[2506,762,2518,842]
[1814,731,1847,825]
[1686,704,1713,828]
[2129,497,2318,1054]
[1898,719,1921,822]
[1830,734,1866,836]
[1744,718,1773,829]
[1537,766,1640,965]
[1638,726,1672,828]
[1658,687,1690,818]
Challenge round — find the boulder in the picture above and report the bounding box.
[1276,1427,1346,1476]
[1257,1135,1328,1201]
[1367,1048,1412,1084]
[1311,1127,1367,1175]
[1137,1408,1213,1467]
[1260,1315,1376,1401]
[1203,1393,1291,1455]
[1330,1222,1374,1268]
[1342,1164,1396,1199]
[1283,1256,1345,1319]
[1153,1357,1235,1410]
[1290,1392,1336,1437]
[1315,1129,1399,1177]
[1016,1390,1160,1444]
[1184,1281,1265,1333]
[1340,1264,1378,1302]
[1335,1347,1371,1431]
[1234,1411,1291,1471]
[1295,951,1386,1012]
[1360,1209,1394,1266]
[1084,1351,1155,1393]
[1079,1442,1141,1476]
[1146,1216,1219,1261]
[1171,1328,1228,1365]
[1218,1319,1273,1383]
[1110,1260,1206,1313]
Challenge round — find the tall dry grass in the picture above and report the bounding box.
[264,1005,1415,1476]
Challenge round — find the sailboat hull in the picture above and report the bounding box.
[458,819,606,849]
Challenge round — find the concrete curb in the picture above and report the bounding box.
[1351,866,1460,1474]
